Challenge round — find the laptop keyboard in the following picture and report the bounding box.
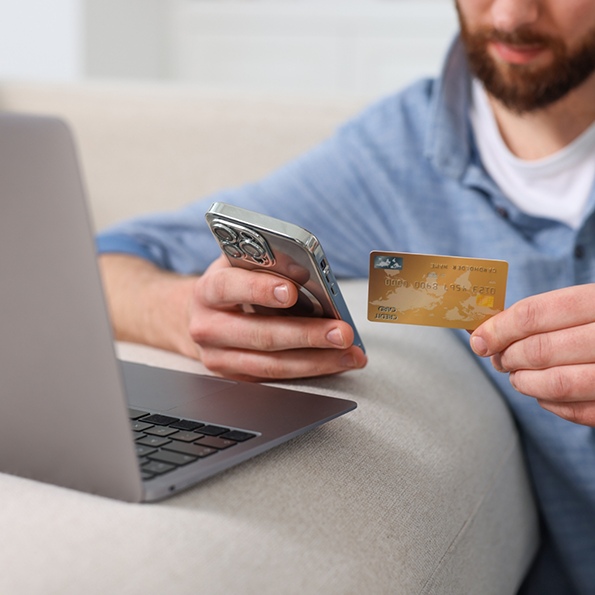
[129,408,257,481]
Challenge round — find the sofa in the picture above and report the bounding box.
[0,82,538,594]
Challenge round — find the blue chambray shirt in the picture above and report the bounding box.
[98,39,595,593]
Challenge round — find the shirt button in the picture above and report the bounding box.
[575,245,585,259]
[496,207,509,219]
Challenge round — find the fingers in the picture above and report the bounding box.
[190,310,356,352]
[509,364,595,402]
[467,284,595,427]
[492,322,595,372]
[197,256,299,312]
[197,345,367,383]
[470,284,595,357]
[189,256,367,381]
[510,364,595,426]
[536,399,595,427]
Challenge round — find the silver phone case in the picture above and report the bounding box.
[205,202,365,353]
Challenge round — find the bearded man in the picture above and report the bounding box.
[97,1,595,592]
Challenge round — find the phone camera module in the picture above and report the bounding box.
[222,243,243,259]
[239,239,266,260]
[212,223,237,243]
[209,217,275,266]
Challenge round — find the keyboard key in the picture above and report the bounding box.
[169,420,204,431]
[163,442,217,458]
[141,471,155,480]
[131,420,154,432]
[135,444,157,457]
[195,437,236,450]
[198,425,229,436]
[141,414,179,426]
[129,408,150,420]
[132,431,147,440]
[169,431,202,443]
[220,430,256,442]
[142,460,176,475]
[148,450,197,466]
[136,436,172,448]
[144,426,179,438]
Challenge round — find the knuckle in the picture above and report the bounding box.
[555,402,586,425]
[524,333,552,369]
[304,328,319,349]
[549,368,573,400]
[188,320,205,343]
[195,270,225,305]
[209,270,230,303]
[513,298,541,335]
[200,349,226,374]
[188,317,213,345]
[253,324,276,351]
[257,357,285,379]
[247,275,268,304]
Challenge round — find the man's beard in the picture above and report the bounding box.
[457,7,595,114]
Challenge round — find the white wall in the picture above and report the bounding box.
[0,0,460,98]
[0,0,83,81]
[84,0,172,79]
[171,1,459,97]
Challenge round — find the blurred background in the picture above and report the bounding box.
[0,0,460,230]
[0,0,459,99]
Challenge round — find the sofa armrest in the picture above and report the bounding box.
[0,279,537,595]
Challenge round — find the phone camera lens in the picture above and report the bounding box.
[222,243,243,259]
[213,224,237,242]
[239,239,265,259]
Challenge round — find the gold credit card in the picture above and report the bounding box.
[368,251,508,330]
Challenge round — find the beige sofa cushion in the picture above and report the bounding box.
[0,81,366,231]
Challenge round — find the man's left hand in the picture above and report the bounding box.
[470,284,595,427]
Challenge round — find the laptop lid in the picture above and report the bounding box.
[0,113,143,501]
[0,113,357,502]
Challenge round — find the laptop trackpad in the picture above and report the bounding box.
[121,361,237,411]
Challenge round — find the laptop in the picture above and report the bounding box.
[0,112,356,502]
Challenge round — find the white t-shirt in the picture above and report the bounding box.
[469,79,595,229]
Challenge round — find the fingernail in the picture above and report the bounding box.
[327,328,344,347]
[273,284,289,304]
[470,335,488,356]
[340,354,358,369]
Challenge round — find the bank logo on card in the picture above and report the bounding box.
[374,255,403,270]
[368,251,509,331]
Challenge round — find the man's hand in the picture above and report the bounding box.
[99,253,366,383]
[188,256,367,382]
[470,284,595,427]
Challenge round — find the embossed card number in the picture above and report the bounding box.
[368,251,509,330]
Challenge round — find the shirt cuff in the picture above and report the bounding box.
[95,233,161,267]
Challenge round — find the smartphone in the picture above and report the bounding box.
[205,202,365,353]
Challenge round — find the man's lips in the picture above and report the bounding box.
[490,40,548,65]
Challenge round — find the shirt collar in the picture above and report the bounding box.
[422,35,595,238]
[424,36,473,181]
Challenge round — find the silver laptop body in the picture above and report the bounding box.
[0,113,356,502]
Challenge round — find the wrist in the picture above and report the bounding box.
[99,254,200,358]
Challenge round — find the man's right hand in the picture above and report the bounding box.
[99,254,367,382]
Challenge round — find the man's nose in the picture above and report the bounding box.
[490,0,540,32]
